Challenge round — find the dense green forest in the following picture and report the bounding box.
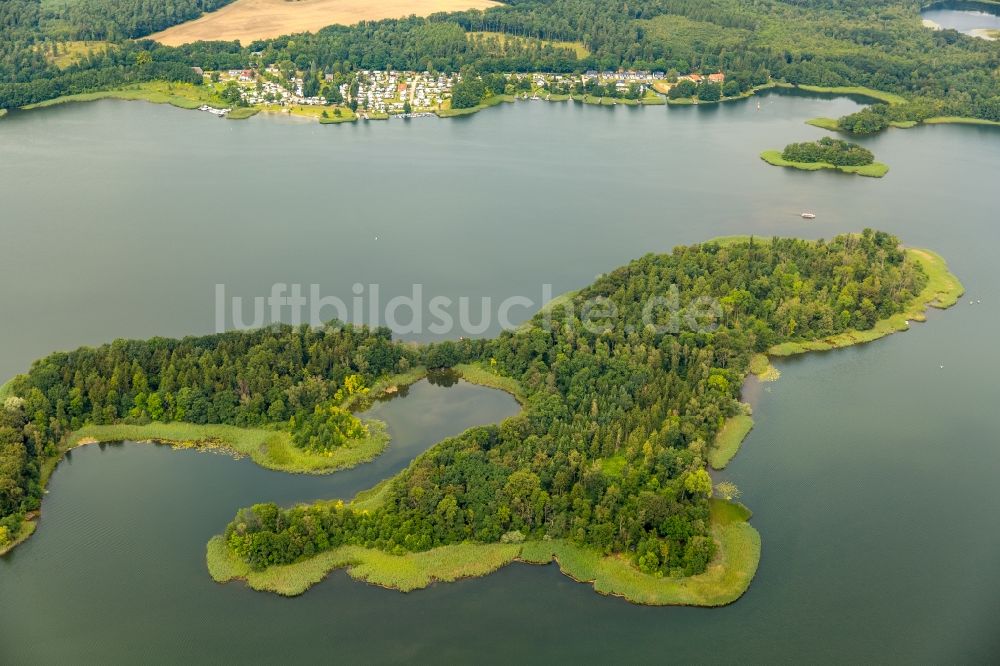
[782,137,875,166]
[1,0,999,123]
[44,0,237,41]
[2,232,928,572]
[0,323,441,540]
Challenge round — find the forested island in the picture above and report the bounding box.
[0,232,964,603]
[2,0,1000,130]
[761,137,889,177]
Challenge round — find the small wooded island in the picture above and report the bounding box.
[0,233,964,604]
[761,137,889,177]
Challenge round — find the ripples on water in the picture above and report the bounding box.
[1,94,998,662]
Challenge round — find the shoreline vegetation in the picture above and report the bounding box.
[6,0,1000,133]
[19,81,257,117]
[762,137,888,177]
[804,81,1000,131]
[749,353,781,382]
[676,238,959,480]
[665,81,787,106]
[707,414,754,471]
[3,236,963,607]
[61,365,437,475]
[16,80,995,132]
[0,518,35,556]
[969,28,999,40]
[203,239,961,605]
[16,76,995,147]
[808,114,1000,131]
[2,363,528,554]
[0,367,430,553]
[67,421,391,474]
[803,81,1000,131]
[452,363,526,403]
[759,150,889,178]
[767,248,963,356]
[207,499,759,606]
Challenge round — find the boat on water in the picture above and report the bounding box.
[801,212,816,219]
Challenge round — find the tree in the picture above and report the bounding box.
[697,81,722,102]
[324,84,342,104]
[450,78,486,109]
[669,79,697,99]
[302,72,320,98]
[684,469,713,497]
[5,233,928,575]
[220,81,244,106]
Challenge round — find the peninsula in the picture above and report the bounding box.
[0,232,964,605]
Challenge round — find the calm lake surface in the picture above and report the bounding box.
[1,92,999,663]
[922,1,1000,34]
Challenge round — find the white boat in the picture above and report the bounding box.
[801,212,816,219]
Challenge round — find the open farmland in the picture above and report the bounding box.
[148,0,501,46]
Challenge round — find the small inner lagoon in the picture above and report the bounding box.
[922,1,1000,37]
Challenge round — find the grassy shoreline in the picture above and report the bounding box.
[6,238,960,604]
[0,368,434,555]
[436,93,515,117]
[806,115,1000,132]
[666,81,789,106]
[15,79,942,128]
[795,85,906,105]
[749,353,781,381]
[57,367,427,474]
[923,116,1000,126]
[67,420,390,474]
[453,362,526,403]
[62,366,436,474]
[760,150,889,177]
[0,520,36,556]
[768,247,963,356]
[708,415,755,470]
[21,82,222,112]
[698,238,959,471]
[208,499,760,606]
[21,79,998,135]
[701,239,962,355]
[16,82,359,123]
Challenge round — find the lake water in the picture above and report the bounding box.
[1,92,999,662]
[922,1,1000,35]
